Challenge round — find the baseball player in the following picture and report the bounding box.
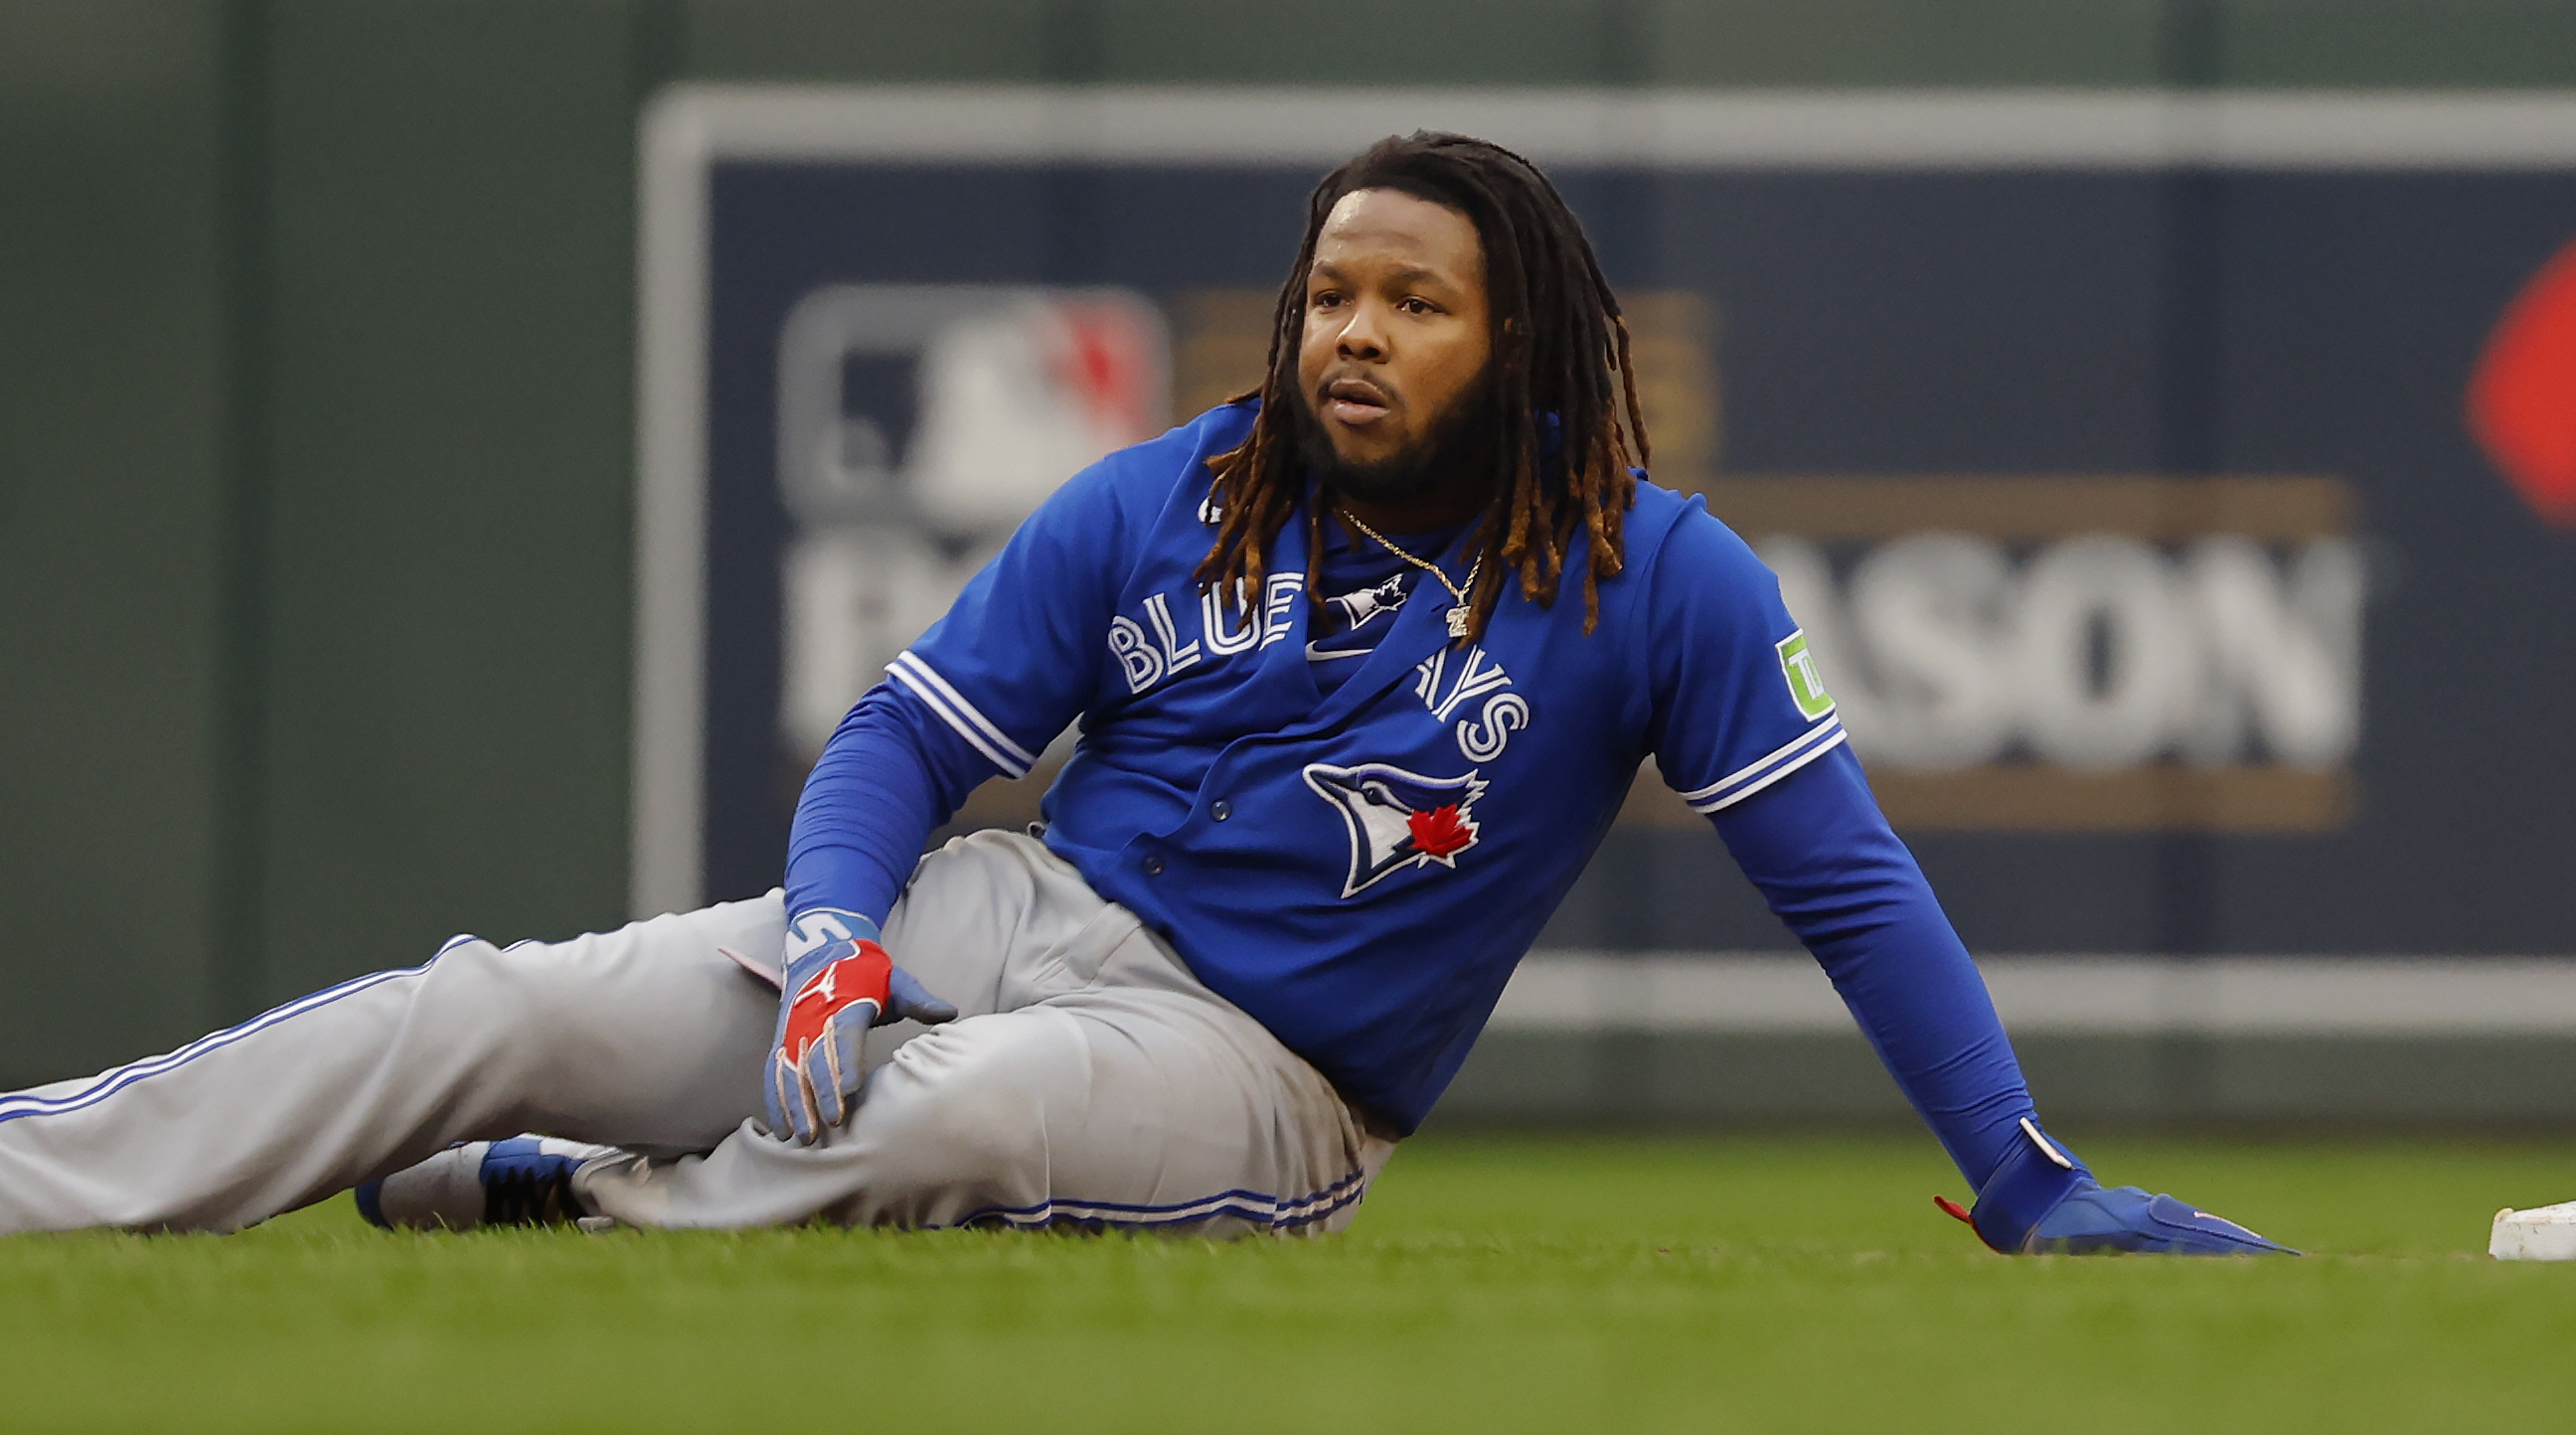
[0,133,2288,1256]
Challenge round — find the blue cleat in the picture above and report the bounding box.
[354,1136,615,1231]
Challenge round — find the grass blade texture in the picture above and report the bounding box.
[3,1133,2573,1433]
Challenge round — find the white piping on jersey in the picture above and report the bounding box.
[886,650,1037,778]
[1679,716,1849,813]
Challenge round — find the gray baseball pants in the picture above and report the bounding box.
[0,831,1388,1235]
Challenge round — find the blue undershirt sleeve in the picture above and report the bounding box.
[783,685,999,928]
[779,433,1147,930]
[1709,741,2038,1189]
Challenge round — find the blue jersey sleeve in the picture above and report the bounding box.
[783,454,1141,925]
[784,689,991,927]
[1642,499,1849,812]
[887,459,1136,780]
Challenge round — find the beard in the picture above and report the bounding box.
[1292,373,1499,509]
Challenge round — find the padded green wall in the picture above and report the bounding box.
[0,0,232,1081]
[249,0,644,1006]
[3,0,2574,1085]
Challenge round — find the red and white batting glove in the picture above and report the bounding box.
[763,908,957,1144]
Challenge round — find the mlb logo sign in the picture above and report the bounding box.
[776,286,1168,759]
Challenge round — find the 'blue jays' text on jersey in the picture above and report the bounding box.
[869,401,1844,1133]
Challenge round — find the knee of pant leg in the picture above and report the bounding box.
[848,1017,1071,1217]
[410,934,598,1050]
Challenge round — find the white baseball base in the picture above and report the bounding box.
[2489,1201,2576,1260]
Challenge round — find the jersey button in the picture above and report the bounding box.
[1209,800,1231,821]
[1143,855,1166,876]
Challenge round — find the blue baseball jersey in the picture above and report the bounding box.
[860,399,1848,1132]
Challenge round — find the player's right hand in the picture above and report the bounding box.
[764,907,958,1145]
[1937,1116,2298,1256]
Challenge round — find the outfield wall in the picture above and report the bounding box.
[1445,955,2576,1127]
[5,2,2575,1127]
[629,80,2576,1125]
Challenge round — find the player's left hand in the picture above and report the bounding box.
[1937,1116,2299,1256]
[764,907,958,1145]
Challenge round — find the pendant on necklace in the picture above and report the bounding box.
[1445,605,1471,639]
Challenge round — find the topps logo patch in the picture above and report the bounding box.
[1775,630,1836,720]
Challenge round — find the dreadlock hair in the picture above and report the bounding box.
[1192,131,1648,641]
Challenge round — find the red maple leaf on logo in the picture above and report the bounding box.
[1407,804,1477,861]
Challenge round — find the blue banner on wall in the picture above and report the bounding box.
[634,88,2576,956]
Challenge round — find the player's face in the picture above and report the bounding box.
[1295,189,1494,494]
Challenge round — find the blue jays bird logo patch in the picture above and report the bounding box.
[1301,762,1488,897]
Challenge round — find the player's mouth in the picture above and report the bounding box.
[1322,377,1394,427]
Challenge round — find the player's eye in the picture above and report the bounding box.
[1398,297,1437,315]
[1310,290,1345,310]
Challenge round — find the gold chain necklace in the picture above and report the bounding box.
[1338,508,1483,639]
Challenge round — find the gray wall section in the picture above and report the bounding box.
[250,0,642,1005]
[4,0,2576,1088]
[1442,1032,2576,1129]
[679,0,1058,81]
[668,0,2576,88]
[0,1,231,1080]
[2223,1,2576,87]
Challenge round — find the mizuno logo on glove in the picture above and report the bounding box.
[781,943,891,1072]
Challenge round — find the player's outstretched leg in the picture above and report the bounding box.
[0,896,783,1234]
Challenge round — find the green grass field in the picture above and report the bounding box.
[6,1133,2575,1433]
